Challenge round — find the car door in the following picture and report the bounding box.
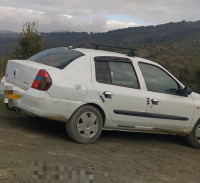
[138,62,195,131]
[91,56,147,128]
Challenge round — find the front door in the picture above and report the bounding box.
[138,62,194,132]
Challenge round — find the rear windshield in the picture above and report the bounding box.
[28,48,84,69]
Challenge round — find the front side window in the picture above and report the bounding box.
[95,59,139,89]
[29,48,84,69]
[139,62,179,94]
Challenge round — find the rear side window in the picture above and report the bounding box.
[95,62,111,84]
[95,59,139,89]
[29,48,84,69]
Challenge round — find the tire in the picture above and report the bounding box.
[185,120,200,149]
[66,105,103,144]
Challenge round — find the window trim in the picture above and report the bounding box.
[138,62,182,96]
[94,56,132,63]
[94,56,140,89]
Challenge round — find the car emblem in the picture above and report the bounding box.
[13,68,18,78]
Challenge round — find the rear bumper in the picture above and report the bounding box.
[0,77,84,122]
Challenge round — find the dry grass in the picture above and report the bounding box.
[0,96,5,109]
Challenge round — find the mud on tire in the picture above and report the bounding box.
[66,105,103,144]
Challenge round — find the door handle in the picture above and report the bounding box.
[151,98,159,105]
[103,91,113,99]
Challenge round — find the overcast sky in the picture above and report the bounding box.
[0,0,199,32]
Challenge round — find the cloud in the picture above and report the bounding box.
[106,20,138,31]
[0,0,199,32]
[59,14,73,19]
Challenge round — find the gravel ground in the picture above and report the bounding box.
[0,100,200,183]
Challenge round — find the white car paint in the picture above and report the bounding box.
[1,48,200,136]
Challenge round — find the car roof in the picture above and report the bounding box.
[75,48,157,65]
[75,48,127,57]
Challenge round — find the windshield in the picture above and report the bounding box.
[28,48,84,69]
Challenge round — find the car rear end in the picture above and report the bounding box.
[0,48,85,122]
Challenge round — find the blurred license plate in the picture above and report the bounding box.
[0,82,21,104]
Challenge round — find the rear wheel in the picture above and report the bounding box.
[66,105,103,144]
[185,120,200,149]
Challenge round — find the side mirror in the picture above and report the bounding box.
[181,87,192,97]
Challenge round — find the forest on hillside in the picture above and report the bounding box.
[0,20,200,92]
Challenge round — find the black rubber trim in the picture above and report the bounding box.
[94,56,132,63]
[114,110,146,117]
[113,110,189,121]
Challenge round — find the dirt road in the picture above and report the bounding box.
[0,101,200,183]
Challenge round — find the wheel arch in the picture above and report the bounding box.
[184,117,200,135]
[86,103,106,126]
[195,118,200,127]
[69,103,106,126]
[192,117,200,130]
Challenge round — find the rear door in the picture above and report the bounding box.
[138,62,195,131]
[91,56,147,128]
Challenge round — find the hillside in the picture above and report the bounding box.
[0,20,200,92]
[1,20,200,64]
[44,21,200,66]
[0,32,18,56]
[1,21,200,63]
[0,30,18,34]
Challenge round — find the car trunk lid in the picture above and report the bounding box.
[5,60,55,90]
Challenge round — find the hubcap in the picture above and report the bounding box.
[196,125,200,143]
[77,112,98,139]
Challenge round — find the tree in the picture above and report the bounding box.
[0,56,9,79]
[14,22,44,59]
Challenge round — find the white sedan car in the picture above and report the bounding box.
[1,47,200,149]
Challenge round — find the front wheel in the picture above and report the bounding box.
[185,120,200,149]
[66,105,103,144]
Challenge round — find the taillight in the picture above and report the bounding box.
[31,70,52,91]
